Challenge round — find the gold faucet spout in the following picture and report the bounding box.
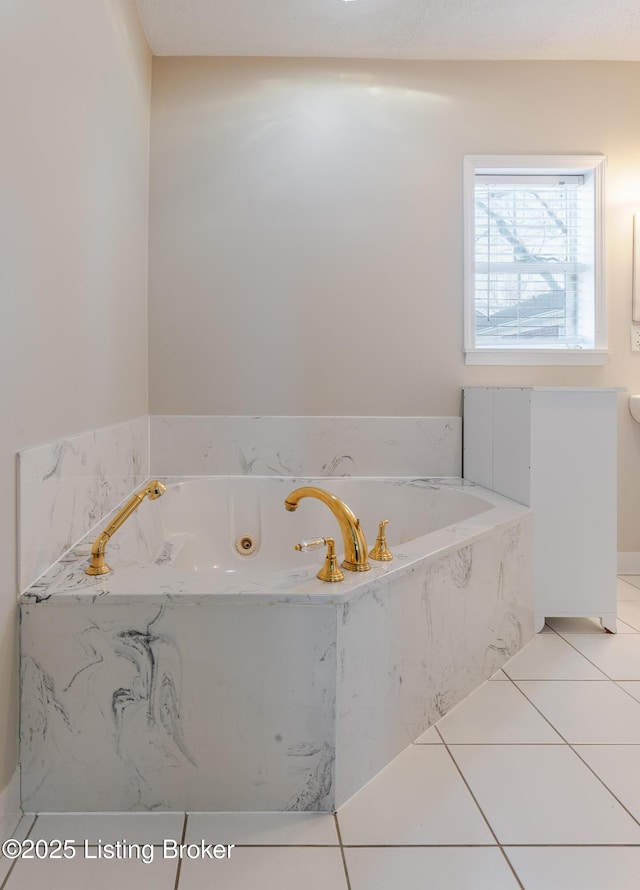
[284,486,370,573]
[86,480,166,576]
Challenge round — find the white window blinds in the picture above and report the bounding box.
[473,173,596,348]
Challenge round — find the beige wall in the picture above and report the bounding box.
[149,58,640,552]
[0,1,151,793]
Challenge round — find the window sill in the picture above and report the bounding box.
[464,348,609,366]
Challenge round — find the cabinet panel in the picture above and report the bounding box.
[464,387,619,632]
[493,388,532,507]
[532,391,617,620]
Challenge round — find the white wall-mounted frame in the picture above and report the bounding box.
[463,155,607,366]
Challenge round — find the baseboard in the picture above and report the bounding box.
[0,769,21,839]
[618,552,640,575]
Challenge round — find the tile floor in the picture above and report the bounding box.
[3,577,640,889]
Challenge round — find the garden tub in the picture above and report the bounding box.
[20,476,533,812]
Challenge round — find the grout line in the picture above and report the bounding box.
[501,676,572,745]
[207,843,341,848]
[0,815,37,890]
[551,630,640,684]
[551,637,640,686]
[0,863,11,889]
[564,746,640,831]
[507,680,640,831]
[333,813,352,890]
[339,841,640,847]
[503,642,609,683]
[11,841,201,848]
[419,741,640,745]
[615,685,640,704]
[497,677,640,684]
[340,843,503,848]
[501,842,640,847]
[502,677,609,682]
[617,576,640,587]
[511,632,616,681]
[441,744,525,889]
[419,742,560,746]
[172,813,188,890]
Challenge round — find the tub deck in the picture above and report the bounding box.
[22,477,529,605]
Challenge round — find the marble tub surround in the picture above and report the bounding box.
[20,478,528,606]
[18,417,149,592]
[21,601,338,812]
[17,414,458,591]
[150,416,461,477]
[20,478,533,812]
[334,518,532,806]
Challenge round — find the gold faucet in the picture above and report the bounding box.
[86,480,166,575]
[284,486,370,572]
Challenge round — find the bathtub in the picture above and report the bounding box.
[20,476,533,812]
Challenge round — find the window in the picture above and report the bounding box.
[463,155,606,365]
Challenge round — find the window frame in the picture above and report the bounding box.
[463,154,607,366]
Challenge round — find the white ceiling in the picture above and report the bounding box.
[134,0,640,60]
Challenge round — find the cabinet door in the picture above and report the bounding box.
[532,390,617,616]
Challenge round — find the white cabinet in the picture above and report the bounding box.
[463,387,620,633]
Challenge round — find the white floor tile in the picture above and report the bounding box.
[449,745,640,844]
[619,620,640,632]
[10,579,640,885]
[505,845,640,890]
[0,815,35,887]
[185,812,338,845]
[617,602,640,631]
[32,812,184,845]
[573,744,640,822]
[618,681,640,703]
[177,846,347,890]
[413,725,442,744]
[501,634,607,680]
[488,669,510,680]
[4,844,178,889]
[337,744,493,846]
[435,681,562,744]
[618,576,640,596]
[547,616,636,634]
[561,634,640,679]
[516,680,640,743]
[345,847,519,890]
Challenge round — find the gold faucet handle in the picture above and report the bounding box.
[369,519,393,562]
[295,538,327,552]
[295,536,344,582]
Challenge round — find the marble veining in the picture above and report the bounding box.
[22,602,337,812]
[18,417,149,592]
[333,520,531,805]
[150,416,461,478]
